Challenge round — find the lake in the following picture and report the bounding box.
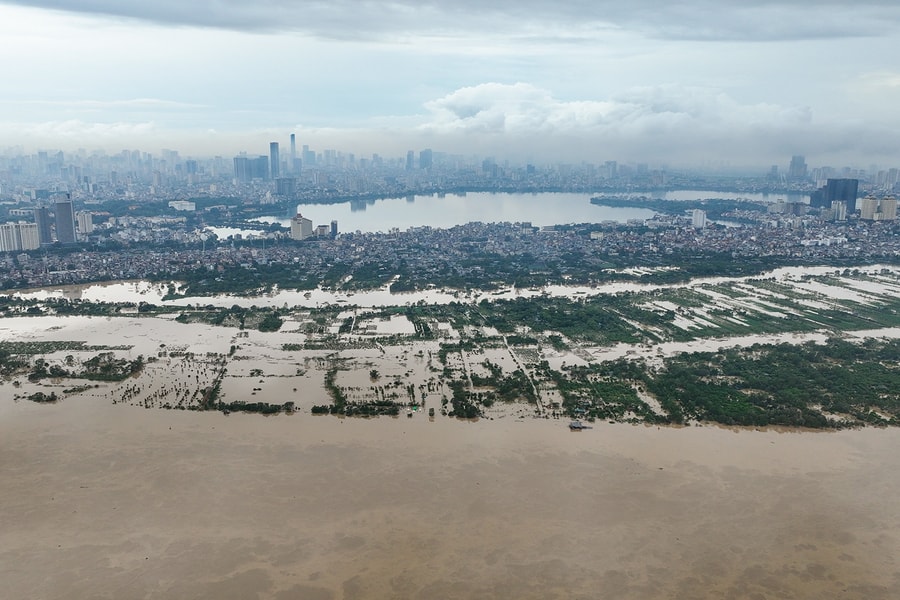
[255,192,656,234]
[243,190,809,235]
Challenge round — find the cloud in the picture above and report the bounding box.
[415,83,896,166]
[7,0,900,42]
[2,84,898,169]
[421,82,811,136]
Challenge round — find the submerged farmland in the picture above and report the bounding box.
[2,266,900,429]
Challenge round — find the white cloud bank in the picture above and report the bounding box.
[4,83,895,169]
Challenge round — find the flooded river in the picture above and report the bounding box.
[2,394,898,599]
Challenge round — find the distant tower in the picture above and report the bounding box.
[824,179,859,213]
[275,177,296,197]
[788,155,808,180]
[406,150,414,171]
[419,148,433,170]
[269,142,280,179]
[54,198,77,244]
[233,156,251,183]
[34,206,53,245]
[290,134,297,174]
[330,220,338,238]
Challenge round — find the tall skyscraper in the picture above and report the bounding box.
[33,206,53,246]
[824,178,859,213]
[269,142,280,179]
[290,134,297,173]
[406,150,414,171]
[811,178,859,213]
[233,156,251,183]
[252,156,270,180]
[788,155,808,179]
[54,198,77,244]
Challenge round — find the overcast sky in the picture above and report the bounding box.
[2,0,900,169]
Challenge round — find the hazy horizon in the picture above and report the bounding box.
[2,1,900,169]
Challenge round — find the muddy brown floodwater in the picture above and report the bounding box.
[1,395,899,599]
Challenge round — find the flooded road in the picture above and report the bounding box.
[2,395,898,599]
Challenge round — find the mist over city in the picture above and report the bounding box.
[2,0,900,166]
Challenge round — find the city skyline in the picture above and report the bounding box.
[1,1,900,167]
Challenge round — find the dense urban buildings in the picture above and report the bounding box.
[1,142,899,276]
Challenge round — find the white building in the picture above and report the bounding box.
[76,211,94,236]
[0,222,40,252]
[290,214,313,241]
[879,197,897,221]
[168,200,196,211]
[691,209,707,229]
[859,197,878,221]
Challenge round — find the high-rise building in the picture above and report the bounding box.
[33,206,52,246]
[233,156,250,182]
[824,178,859,213]
[290,134,297,173]
[275,178,296,197]
[406,150,414,171]
[788,155,808,179]
[290,213,313,241]
[830,201,847,221]
[18,222,39,250]
[330,220,338,238]
[54,198,77,244]
[0,222,39,252]
[269,142,280,179]
[605,161,618,179]
[76,211,93,235]
[302,145,315,167]
[859,197,878,220]
[811,178,859,213]
[880,197,897,221]
[419,148,433,169]
[252,156,269,180]
[691,209,707,229]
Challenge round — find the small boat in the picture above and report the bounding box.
[569,420,585,431]
[407,408,413,418]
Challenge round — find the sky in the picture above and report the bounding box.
[1,0,900,169]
